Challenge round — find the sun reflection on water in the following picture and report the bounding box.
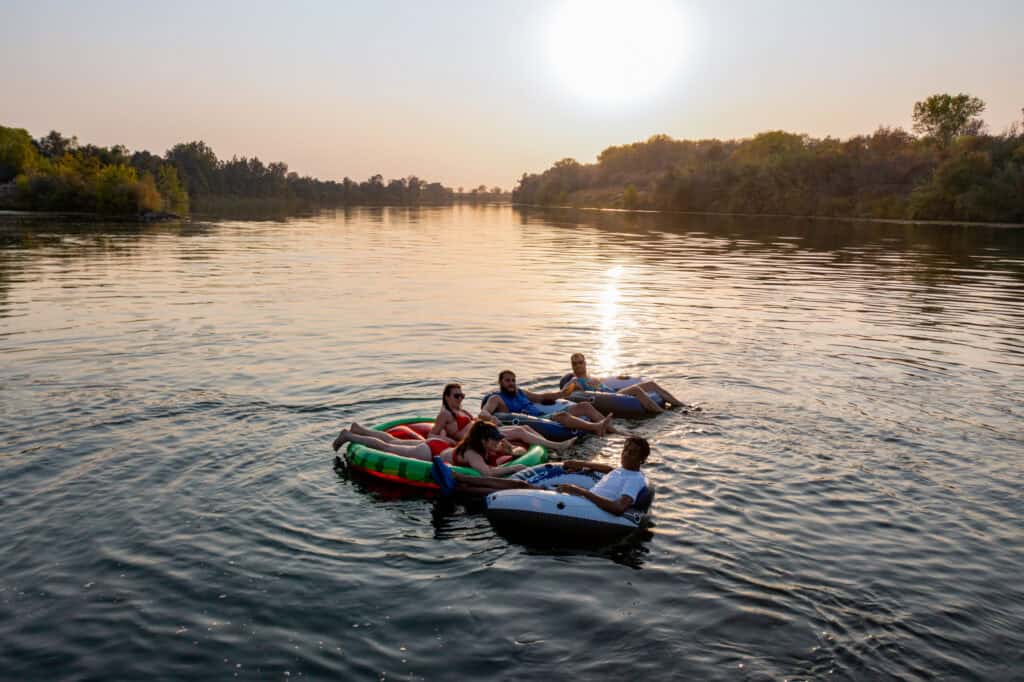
[596,264,624,374]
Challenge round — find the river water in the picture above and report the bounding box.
[1,206,1022,680]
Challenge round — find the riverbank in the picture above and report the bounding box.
[513,115,1024,225]
[515,202,1024,229]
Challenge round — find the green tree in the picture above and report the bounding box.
[622,184,638,209]
[157,165,189,213]
[94,164,141,214]
[913,94,986,148]
[0,126,40,181]
[135,172,163,212]
[165,141,221,195]
[36,130,78,158]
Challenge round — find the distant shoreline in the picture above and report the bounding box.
[514,203,1024,229]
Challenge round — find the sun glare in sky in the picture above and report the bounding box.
[547,0,688,107]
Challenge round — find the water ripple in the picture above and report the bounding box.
[1,207,1022,679]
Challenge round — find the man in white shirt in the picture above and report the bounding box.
[556,437,650,515]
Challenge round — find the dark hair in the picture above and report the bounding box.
[453,418,503,462]
[498,369,515,383]
[570,353,585,364]
[441,383,462,420]
[624,436,651,462]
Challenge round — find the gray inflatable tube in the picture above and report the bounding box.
[558,374,664,419]
[485,463,654,544]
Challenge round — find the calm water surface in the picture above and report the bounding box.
[1,206,1022,680]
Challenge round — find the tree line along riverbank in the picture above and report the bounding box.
[513,94,1024,225]
[0,130,469,217]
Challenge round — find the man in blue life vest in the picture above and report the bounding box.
[480,369,617,436]
[557,436,650,515]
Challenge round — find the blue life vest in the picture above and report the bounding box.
[486,389,542,417]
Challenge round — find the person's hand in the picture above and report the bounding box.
[556,484,583,496]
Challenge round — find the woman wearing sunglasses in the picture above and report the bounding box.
[428,383,576,453]
[333,418,531,478]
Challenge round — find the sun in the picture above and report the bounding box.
[546,0,687,106]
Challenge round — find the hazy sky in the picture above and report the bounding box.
[2,0,1021,189]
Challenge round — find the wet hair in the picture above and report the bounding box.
[441,383,462,420]
[453,418,503,462]
[624,436,651,462]
[498,369,515,383]
[570,353,586,365]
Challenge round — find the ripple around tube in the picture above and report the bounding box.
[1,207,1023,679]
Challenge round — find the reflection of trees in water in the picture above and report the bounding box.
[0,214,217,251]
[514,206,1024,286]
[0,214,219,311]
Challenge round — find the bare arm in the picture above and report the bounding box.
[429,409,454,438]
[480,395,506,421]
[558,379,580,398]
[555,485,633,515]
[463,449,526,477]
[562,459,614,474]
[498,439,526,458]
[523,388,563,403]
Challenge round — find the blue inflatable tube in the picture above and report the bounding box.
[558,374,663,419]
[492,412,580,441]
[480,393,583,440]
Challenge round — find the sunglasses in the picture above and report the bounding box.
[451,392,464,399]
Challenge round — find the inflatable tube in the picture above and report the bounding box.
[599,376,645,392]
[558,373,646,392]
[558,374,662,419]
[492,412,580,441]
[343,417,548,490]
[484,463,654,544]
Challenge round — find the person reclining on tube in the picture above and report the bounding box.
[427,382,576,452]
[556,436,651,516]
[560,353,685,414]
[334,418,528,476]
[480,369,617,437]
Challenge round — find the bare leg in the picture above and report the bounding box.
[350,421,422,444]
[621,385,665,413]
[499,425,577,452]
[553,410,615,436]
[332,429,433,460]
[567,402,620,434]
[630,380,684,408]
[568,401,602,421]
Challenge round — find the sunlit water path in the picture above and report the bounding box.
[1,206,1022,680]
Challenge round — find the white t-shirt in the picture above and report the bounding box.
[590,468,646,504]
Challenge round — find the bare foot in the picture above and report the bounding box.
[332,429,351,452]
[350,422,374,437]
[597,413,614,436]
